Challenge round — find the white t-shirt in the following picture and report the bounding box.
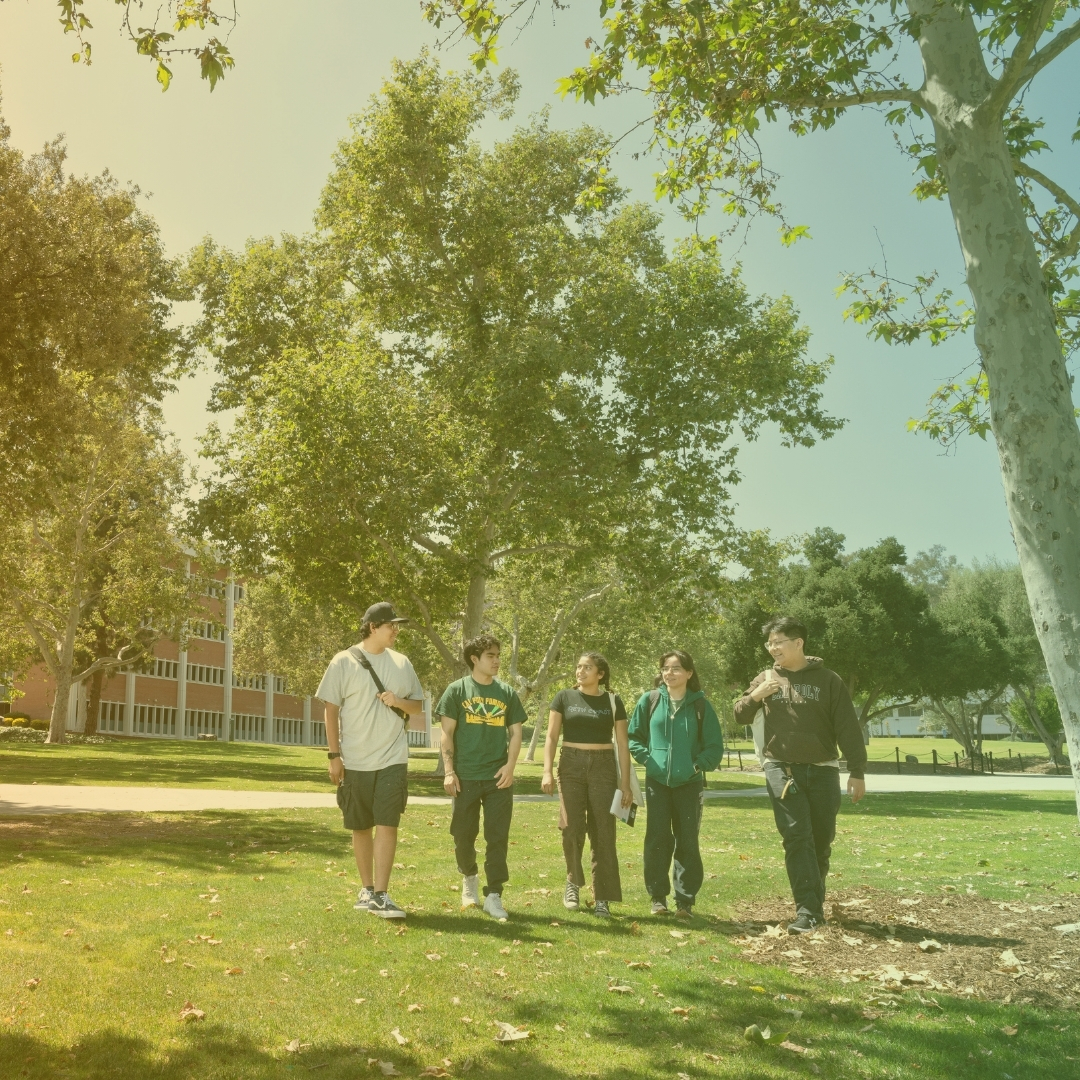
[316,645,423,771]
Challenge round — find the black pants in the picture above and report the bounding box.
[643,774,704,906]
[558,747,622,902]
[450,778,514,895]
[764,761,842,920]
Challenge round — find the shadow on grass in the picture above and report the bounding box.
[4,986,1075,1080]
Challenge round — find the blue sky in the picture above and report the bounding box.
[4,1,1077,566]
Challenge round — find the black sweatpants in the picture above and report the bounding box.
[450,778,514,896]
[764,760,842,921]
[643,774,704,906]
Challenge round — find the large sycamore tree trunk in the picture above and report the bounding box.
[914,2,1080,814]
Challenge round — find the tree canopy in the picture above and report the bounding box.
[192,54,840,681]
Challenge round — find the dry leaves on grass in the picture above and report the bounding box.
[224,967,243,976]
[369,1060,400,1076]
[493,1021,530,1042]
[419,1069,450,1078]
[178,1001,205,1022]
[62,929,75,937]
[408,1003,423,1012]
[391,1028,408,1046]
[25,978,40,989]
[425,952,441,962]
[285,1039,312,1053]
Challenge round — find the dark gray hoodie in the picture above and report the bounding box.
[733,657,867,779]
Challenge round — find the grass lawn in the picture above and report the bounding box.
[2,791,1078,1079]
[0,741,765,795]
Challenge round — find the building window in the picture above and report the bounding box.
[98,701,125,732]
[230,713,266,742]
[137,658,179,680]
[132,705,177,737]
[187,664,226,685]
[188,620,226,642]
[273,676,286,694]
[233,672,266,691]
[185,710,223,738]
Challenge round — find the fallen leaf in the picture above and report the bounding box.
[744,1024,790,1045]
[425,953,442,962]
[25,978,40,989]
[1053,922,1080,934]
[62,929,75,937]
[1014,880,1030,887]
[178,1001,205,1022]
[917,940,943,953]
[285,1039,302,1053]
[779,1040,807,1054]
[608,984,633,994]
[781,949,804,959]
[376,1063,401,1077]
[500,946,511,955]
[224,967,243,975]
[379,969,390,977]
[408,1003,423,1012]
[669,930,686,939]
[626,960,651,969]
[391,1028,408,1046]
[764,924,784,938]
[461,1017,473,1024]
[183,962,195,969]
[750,985,766,993]
[1002,1025,1018,1036]
[354,998,367,1004]
[704,1053,722,1062]
[859,1023,875,1033]
[997,949,1025,974]
[838,898,871,908]
[671,1006,691,1016]
[842,935,863,946]
[493,968,508,978]
[722,977,738,986]
[493,1021,530,1042]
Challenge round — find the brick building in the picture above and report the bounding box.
[10,559,432,747]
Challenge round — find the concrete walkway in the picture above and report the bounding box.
[0,772,1072,816]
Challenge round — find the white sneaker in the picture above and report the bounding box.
[354,886,374,911]
[461,874,480,909]
[483,891,508,922]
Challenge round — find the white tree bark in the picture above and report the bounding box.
[913,1,1080,814]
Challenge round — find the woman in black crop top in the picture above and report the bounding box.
[541,652,633,916]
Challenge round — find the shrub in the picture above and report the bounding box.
[10,717,31,727]
[29,719,49,731]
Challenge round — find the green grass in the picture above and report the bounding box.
[2,792,1078,1079]
[0,741,766,795]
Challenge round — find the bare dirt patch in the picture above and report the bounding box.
[729,888,1080,1010]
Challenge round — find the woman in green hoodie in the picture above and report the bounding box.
[627,649,724,917]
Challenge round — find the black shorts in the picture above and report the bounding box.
[336,763,409,831]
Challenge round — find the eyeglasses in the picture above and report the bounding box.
[765,638,793,648]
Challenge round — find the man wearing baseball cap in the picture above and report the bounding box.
[316,602,424,918]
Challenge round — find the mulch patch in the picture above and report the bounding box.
[727,888,1080,1010]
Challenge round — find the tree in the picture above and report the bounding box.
[718,529,934,729]
[0,111,189,514]
[0,391,204,743]
[42,0,236,90]
[192,55,840,690]
[1009,684,1065,764]
[427,1,1080,807]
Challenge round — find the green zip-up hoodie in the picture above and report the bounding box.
[626,687,724,787]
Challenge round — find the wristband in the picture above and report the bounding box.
[327,752,341,760]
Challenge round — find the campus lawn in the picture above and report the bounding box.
[0,741,765,795]
[1,792,1078,1080]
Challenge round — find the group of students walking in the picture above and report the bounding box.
[317,603,867,931]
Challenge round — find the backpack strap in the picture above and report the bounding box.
[348,646,408,724]
[645,688,661,752]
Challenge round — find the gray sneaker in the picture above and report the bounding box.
[563,879,580,911]
[594,900,611,918]
[651,898,670,916]
[354,886,374,911]
[461,874,480,909]
[483,891,508,922]
[368,892,406,919]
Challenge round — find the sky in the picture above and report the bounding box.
[3,1,1077,567]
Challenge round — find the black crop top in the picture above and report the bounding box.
[550,689,627,744]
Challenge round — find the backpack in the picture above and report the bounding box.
[644,689,710,775]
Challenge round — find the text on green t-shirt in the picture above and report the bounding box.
[436,676,527,781]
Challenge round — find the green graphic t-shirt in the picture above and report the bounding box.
[436,676,528,781]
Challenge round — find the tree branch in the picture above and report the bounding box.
[489,542,577,563]
[1011,158,1080,262]
[991,0,1058,112]
[790,88,921,111]
[1014,16,1080,95]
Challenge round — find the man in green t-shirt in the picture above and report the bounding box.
[436,633,526,922]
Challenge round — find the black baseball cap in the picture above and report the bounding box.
[362,602,410,625]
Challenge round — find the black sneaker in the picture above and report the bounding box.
[368,892,406,919]
[563,880,580,911]
[787,914,819,934]
[675,901,693,919]
[594,900,610,918]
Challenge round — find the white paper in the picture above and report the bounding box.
[610,789,633,822]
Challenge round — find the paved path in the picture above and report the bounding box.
[0,772,1072,815]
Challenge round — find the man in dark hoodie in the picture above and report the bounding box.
[734,616,867,933]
